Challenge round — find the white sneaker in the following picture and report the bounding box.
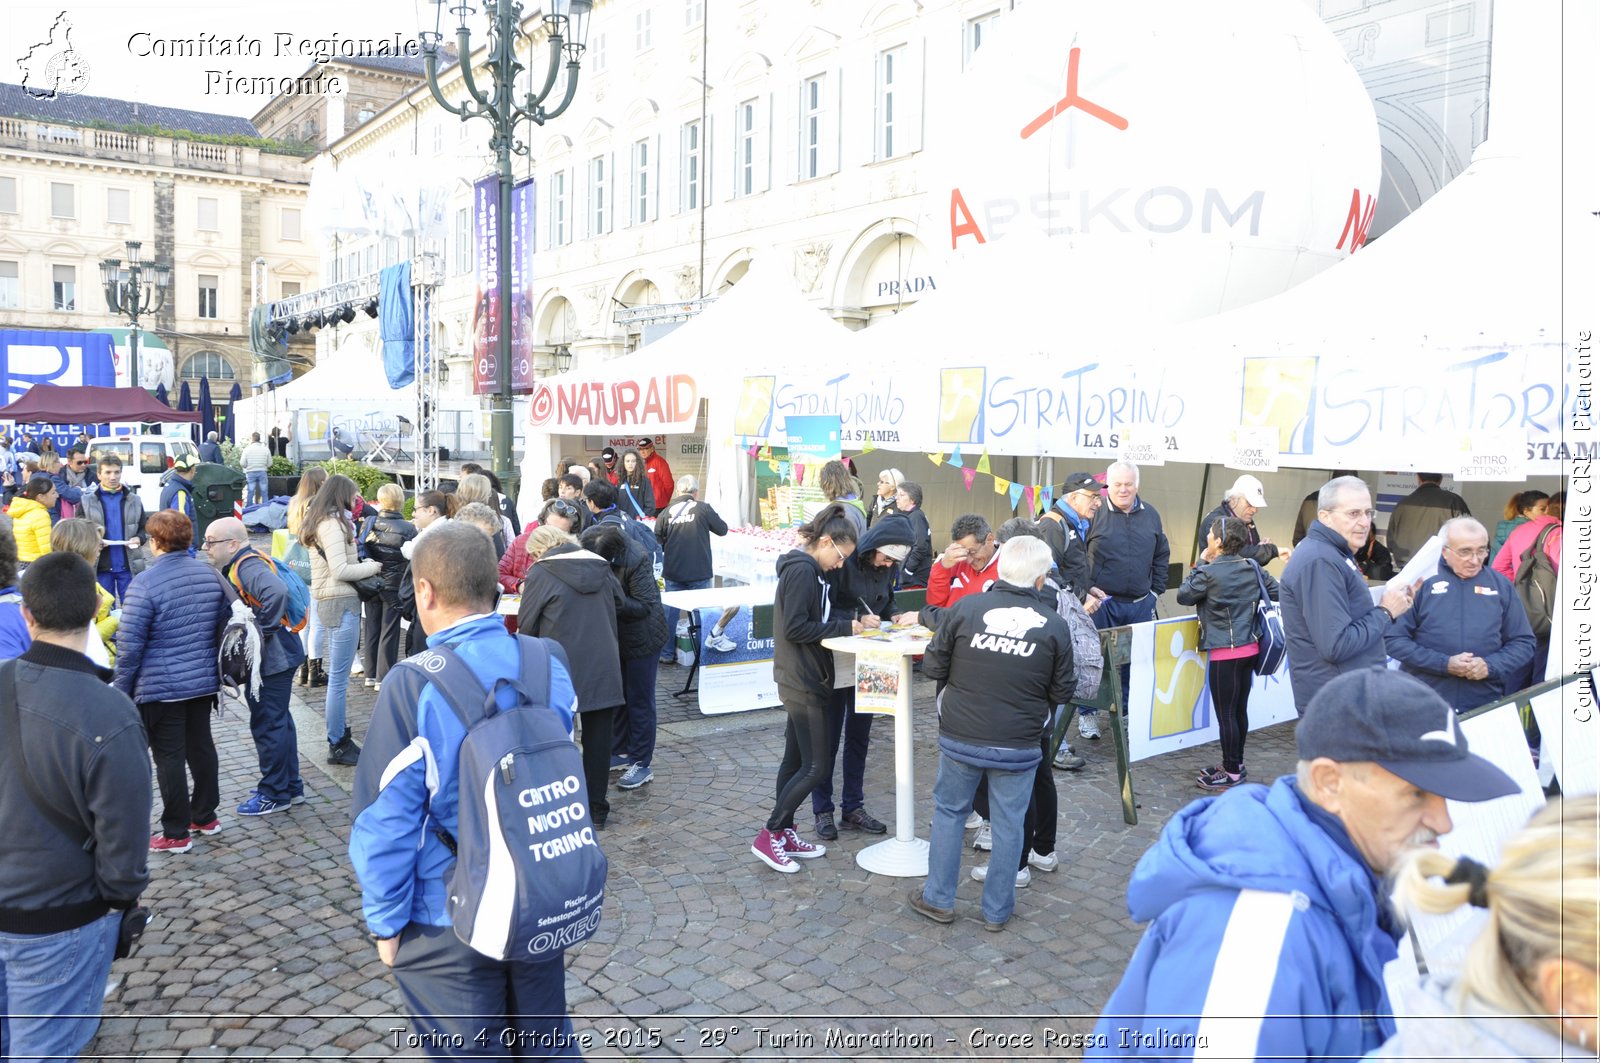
[1077,711,1103,740]
[351,662,364,677]
[705,633,738,653]
[1028,850,1059,873]
[971,864,1031,888]
[964,811,984,831]
[972,822,992,851]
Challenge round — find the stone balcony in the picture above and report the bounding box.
[0,116,311,184]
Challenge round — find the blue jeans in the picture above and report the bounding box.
[923,753,1034,924]
[249,667,300,802]
[811,686,874,816]
[614,655,659,767]
[0,911,120,1061]
[97,568,133,606]
[662,577,709,657]
[246,470,268,507]
[324,607,361,744]
[1079,591,1154,715]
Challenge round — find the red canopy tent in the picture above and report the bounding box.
[0,384,200,424]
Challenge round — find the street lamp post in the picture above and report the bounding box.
[420,0,591,494]
[100,239,171,390]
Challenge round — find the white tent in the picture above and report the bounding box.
[235,333,416,455]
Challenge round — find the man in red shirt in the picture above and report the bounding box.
[926,513,1004,611]
[600,447,621,485]
[639,438,674,511]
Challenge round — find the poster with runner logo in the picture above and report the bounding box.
[694,605,781,715]
[1124,616,1298,763]
[854,647,909,716]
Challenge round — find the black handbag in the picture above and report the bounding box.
[315,542,386,601]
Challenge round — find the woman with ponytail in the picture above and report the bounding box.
[749,504,866,874]
[1372,794,1597,1059]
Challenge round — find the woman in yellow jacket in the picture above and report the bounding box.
[10,475,58,562]
[52,518,117,663]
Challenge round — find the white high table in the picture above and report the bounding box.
[821,633,933,878]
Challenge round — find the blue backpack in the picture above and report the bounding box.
[230,550,310,634]
[404,636,607,962]
[1250,560,1287,676]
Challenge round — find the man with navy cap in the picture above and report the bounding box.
[1092,667,1521,1060]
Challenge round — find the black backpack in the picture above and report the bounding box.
[1512,524,1558,638]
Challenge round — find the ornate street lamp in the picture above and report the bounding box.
[421,0,591,492]
[100,239,171,390]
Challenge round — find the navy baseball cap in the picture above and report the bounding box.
[1061,472,1101,494]
[1297,669,1520,802]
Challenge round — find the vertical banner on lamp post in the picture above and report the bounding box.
[509,178,536,394]
[471,175,500,396]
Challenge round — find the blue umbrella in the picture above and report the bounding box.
[199,375,215,445]
[226,382,242,443]
[177,380,195,443]
[154,383,169,407]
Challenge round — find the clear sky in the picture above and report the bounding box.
[6,1,437,121]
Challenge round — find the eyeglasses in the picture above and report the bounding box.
[1072,491,1104,505]
[1445,546,1490,559]
[200,538,233,548]
[830,541,848,566]
[1329,507,1377,522]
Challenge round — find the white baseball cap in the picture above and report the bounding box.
[1228,474,1268,507]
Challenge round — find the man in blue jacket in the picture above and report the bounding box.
[159,453,199,519]
[1091,668,1519,1059]
[1385,517,1535,710]
[1079,461,1168,738]
[203,517,307,815]
[1280,476,1419,715]
[350,523,580,1058]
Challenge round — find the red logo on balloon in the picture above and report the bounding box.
[1020,47,1129,139]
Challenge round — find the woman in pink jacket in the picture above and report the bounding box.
[1491,513,1561,690]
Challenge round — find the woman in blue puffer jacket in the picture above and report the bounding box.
[114,510,230,854]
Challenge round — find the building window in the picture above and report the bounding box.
[362,244,378,274]
[685,0,703,26]
[0,261,18,309]
[280,280,300,300]
[635,8,652,50]
[965,11,1001,67]
[552,171,569,246]
[801,75,825,180]
[50,182,75,219]
[198,273,219,319]
[737,100,756,197]
[281,207,302,241]
[631,139,652,224]
[357,107,376,123]
[453,207,470,272]
[591,33,607,72]
[106,188,131,225]
[877,47,904,160]
[682,121,702,211]
[197,197,219,231]
[180,351,236,379]
[0,177,15,214]
[589,155,607,236]
[52,264,76,310]
[432,123,444,155]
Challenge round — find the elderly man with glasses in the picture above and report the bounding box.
[1384,516,1535,711]
[1280,476,1422,716]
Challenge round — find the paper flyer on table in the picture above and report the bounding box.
[854,647,908,717]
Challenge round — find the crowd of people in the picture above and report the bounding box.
[0,431,1586,1060]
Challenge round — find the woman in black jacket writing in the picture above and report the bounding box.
[751,504,866,873]
[1176,516,1278,791]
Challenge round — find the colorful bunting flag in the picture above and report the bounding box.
[793,463,806,485]
[778,461,791,479]
[1041,485,1053,511]
[859,439,877,454]
[946,445,963,468]
[928,451,945,467]
[1023,485,1036,512]
[994,476,1010,495]
[976,448,992,475]
[767,460,780,472]
[1008,482,1025,510]
[746,443,760,457]
[961,468,977,490]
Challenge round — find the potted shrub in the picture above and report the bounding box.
[267,456,299,499]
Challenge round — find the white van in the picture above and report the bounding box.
[81,434,201,511]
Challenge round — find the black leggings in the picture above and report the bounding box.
[973,730,1058,868]
[577,707,615,827]
[1209,655,1256,774]
[767,688,832,832]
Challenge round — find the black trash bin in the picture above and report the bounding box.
[191,462,246,543]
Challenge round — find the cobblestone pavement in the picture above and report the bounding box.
[89,642,1301,1061]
